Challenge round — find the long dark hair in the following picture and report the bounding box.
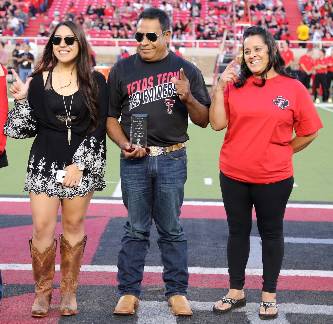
[235,26,294,88]
[32,21,98,130]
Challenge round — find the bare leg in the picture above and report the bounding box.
[30,192,60,252]
[61,192,93,245]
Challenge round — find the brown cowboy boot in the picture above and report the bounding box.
[30,239,57,318]
[59,234,87,316]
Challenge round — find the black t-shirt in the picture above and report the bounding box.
[108,52,211,146]
[18,52,34,69]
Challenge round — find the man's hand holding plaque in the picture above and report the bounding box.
[121,114,149,158]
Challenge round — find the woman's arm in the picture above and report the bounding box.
[209,61,237,131]
[290,132,318,153]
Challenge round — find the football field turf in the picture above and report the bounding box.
[0,107,332,202]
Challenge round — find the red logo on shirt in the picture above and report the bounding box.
[165,98,176,114]
[273,96,289,109]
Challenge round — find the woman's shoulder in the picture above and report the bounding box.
[278,74,306,90]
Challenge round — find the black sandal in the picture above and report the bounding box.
[213,296,246,314]
[259,301,278,320]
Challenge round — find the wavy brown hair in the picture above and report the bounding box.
[32,21,98,130]
[235,26,294,88]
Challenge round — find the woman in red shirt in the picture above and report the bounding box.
[210,26,322,320]
[0,63,8,168]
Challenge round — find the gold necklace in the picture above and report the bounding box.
[55,67,75,89]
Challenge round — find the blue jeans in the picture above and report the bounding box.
[117,148,188,297]
[18,67,31,83]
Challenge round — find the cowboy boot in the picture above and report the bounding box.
[30,239,57,317]
[59,234,87,316]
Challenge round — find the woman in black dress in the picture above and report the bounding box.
[5,21,108,317]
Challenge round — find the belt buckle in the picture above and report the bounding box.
[149,146,164,157]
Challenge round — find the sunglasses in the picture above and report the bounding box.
[52,36,77,46]
[134,32,165,43]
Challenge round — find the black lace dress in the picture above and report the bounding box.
[5,71,108,198]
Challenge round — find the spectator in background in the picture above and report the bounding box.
[296,20,310,47]
[326,50,333,103]
[159,1,173,18]
[17,42,34,82]
[0,41,8,66]
[68,1,77,20]
[298,47,313,89]
[313,49,329,103]
[311,24,323,43]
[279,40,294,74]
[11,42,20,72]
[191,0,201,17]
[116,47,129,61]
[174,44,183,57]
[38,23,49,37]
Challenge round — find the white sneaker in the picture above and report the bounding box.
[315,98,320,104]
[328,98,332,103]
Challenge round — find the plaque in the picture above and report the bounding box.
[130,113,148,147]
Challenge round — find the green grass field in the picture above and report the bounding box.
[0,106,332,202]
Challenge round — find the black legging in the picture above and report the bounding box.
[220,172,294,293]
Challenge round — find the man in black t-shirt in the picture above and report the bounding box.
[11,42,20,72]
[17,43,34,82]
[107,8,210,317]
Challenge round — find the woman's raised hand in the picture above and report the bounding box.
[215,60,239,92]
[10,69,32,101]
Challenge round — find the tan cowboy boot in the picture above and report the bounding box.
[59,234,87,316]
[113,295,139,315]
[168,295,193,316]
[30,239,57,318]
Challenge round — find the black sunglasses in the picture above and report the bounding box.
[134,32,166,43]
[52,36,77,46]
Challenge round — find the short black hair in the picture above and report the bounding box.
[137,8,171,32]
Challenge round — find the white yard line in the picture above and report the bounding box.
[111,180,122,198]
[0,263,332,277]
[1,196,333,209]
[317,105,333,113]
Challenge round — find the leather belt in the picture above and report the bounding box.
[148,143,186,157]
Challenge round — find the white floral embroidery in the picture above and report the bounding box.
[4,99,37,138]
[72,137,106,176]
[25,155,105,199]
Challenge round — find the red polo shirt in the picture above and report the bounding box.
[299,54,313,73]
[326,56,333,72]
[281,49,294,66]
[220,75,323,183]
[314,58,327,74]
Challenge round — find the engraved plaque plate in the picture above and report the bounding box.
[130,113,148,147]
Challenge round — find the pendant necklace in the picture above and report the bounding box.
[59,69,74,89]
[62,95,74,145]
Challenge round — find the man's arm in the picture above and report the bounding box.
[183,94,209,128]
[171,68,209,128]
